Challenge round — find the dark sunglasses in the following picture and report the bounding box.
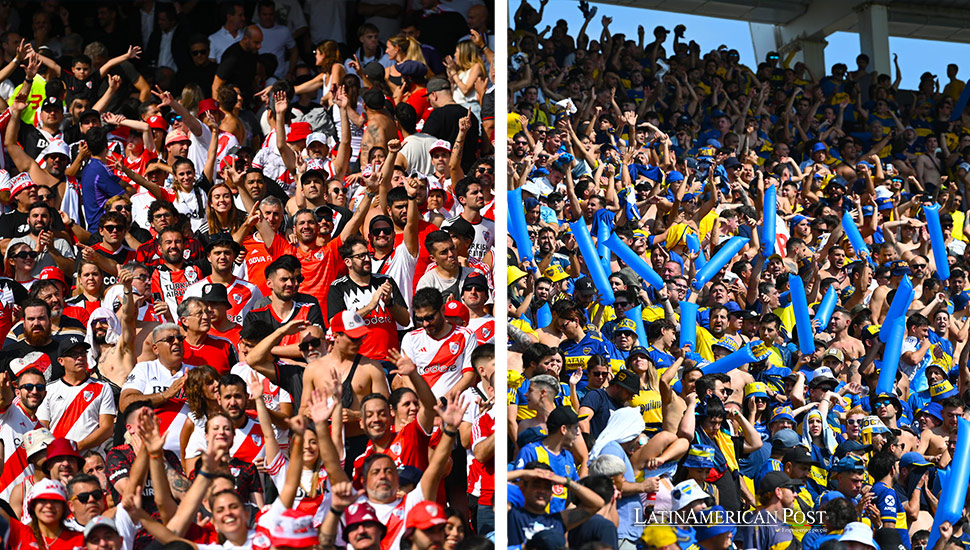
[298,338,322,352]
[415,312,438,323]
[191,49,208,56]
[476,166,494,174]
[874,399,894,408]
[101,225,123,233]
[11,250,39,260]
[157,335,185,345]
[20,383,46,392]
[113,204,132,212]
[72,490,104,503]
[589,371,609,377]
[371,226,393,236]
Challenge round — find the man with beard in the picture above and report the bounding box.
[284,169,328,216]
[369,166,420,304]
[136,201,204,269]
[0,298,62,378]
[0,367,46,500]
[827,308,866,361]
[314,387,466,550]
[176,297,237,376]
[253,177,374,301]
[330,236,409,361]
[417,230,475,300]
[379,151,437,289]
[9,202,76,275]
[149,227,204,321]
[301,311,389,468]
[184,236,262,326]
[38,336,116,452]
[442,178,494,262]
[79,211,138,287]
[10,279,89,343]
[536,226,579,277]
[402,288,478,400]
[245,256,326,361]
[321,488,385,550]
[0,173,40,245]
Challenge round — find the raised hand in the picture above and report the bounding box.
[334,85,350,109]
[307,388,337,424]
[247,371,264,400]
[434,394,470,430]
[459,108,472,134]
[102,112,126,126]
[287,414,307,435]
[330,481,364,510]
[470,29,486,49]
[126,45,142,60]
[387,349,418,377]
[274,91,288,116]
[151,85,175,107]
[25,52,40,80]
[387,138,402,154]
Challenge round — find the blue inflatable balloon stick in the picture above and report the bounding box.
[841,210,871,264]
[926,418,970,550]
[703,343,758,375]
[686,232,707,271]
[569,220,616,305]
[602,232,665,289]
[628,304,649,348]
[692,236,748,291]
[924,202,951,281]
[536,303,552,329]
[788,274,815,355]
[814,285,838,332]
[680,301,698,350]
[879,275,913,343]
[507,188,534,263]
[876,317,906,396]
[762,184,777,258]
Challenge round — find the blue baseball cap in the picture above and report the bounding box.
[833,455,867,473]
[667,170,685,183]
[770,428,801,449]
[694,506,735,541]
[819,491,845,505]
[899,452,932,469]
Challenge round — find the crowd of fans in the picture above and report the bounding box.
[0,2,496,550]
[508,1,970,549]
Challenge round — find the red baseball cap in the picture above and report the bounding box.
[9,172,34,198]
[198,98,220,114]
[219,154,238,172]
[405,501,447,530]
[330,311,368,339]
[345,502,384,533]
[443,300,469,325]
[147,115,168,131]
[286,122,312,142]
[38,266,66,286]
[267,509,317,548]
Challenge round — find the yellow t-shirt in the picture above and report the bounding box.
[12,77,47,125]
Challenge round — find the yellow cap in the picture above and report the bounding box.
[641,525,677,549]
[544,264,569,283]
[508,266,528,284]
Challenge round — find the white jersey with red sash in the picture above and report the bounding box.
[467,316,495,345]
[122,360,194,454]
[36,378,116,448]
[231,362,292,451]
[401,324,477,399]
[363,487,427,550]
[184,417,265,463]
[0,400,42,501]
[265,452,331,526]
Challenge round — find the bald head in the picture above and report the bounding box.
[242,25,263,52]
[467,5,488,29]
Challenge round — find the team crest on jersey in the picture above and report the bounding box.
[233,294,243,304]
[186,269,198,282]
[482,328,491,337]
[83,390,93,402]
[483,230,490,242]
[449,341,459,354]
[391,442,402,456]
[314,251,325,260]
[583,347,592,354]
[183,249,191,260]
[252,433,262,446]
[231,467,240,477]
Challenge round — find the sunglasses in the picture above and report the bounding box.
[476,166,494,174]
[101,225,123,233]
[72,490,104,503]
[113,204,132,212]
[298,338,322,352]
[11,250,39,260]
[20,383,46,392]
[589,371,609,377]
[371,226,393,236]
[874,400,894,408]
[157,334,185,345]
[347,252,369,261]
[191,49,208,56]
[415,312,438,324]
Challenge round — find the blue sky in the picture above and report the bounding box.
[527,0,970,90]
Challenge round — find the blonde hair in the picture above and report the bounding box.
[455,40,485,73]
[180,83,204,115]
[389,35,427,66]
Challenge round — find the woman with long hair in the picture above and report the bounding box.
[194,183,245,247]
[179,365,221,466]
[290,40,347,106]
[7,479,83,550]
[741,382,772,441]
[447,41,486,118]
[5,242,38,289]
[66,260,104,315]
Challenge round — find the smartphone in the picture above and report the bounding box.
[152,292,163,302]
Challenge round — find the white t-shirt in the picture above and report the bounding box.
[123,360,194,396]
[36,378,117,450]
[208,26,243,63]
[400,324,477,398]
[257,23,295,79]
[441,215,494,261]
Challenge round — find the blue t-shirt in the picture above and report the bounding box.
[560,333,619,389]
[580,388,621,438]
[507,507,565,548]
[512,442,579,513]
[647,345,675,373]
[872,481,911,548]
[80,158,127,229]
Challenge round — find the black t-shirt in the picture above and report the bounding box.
[106,445,184,550]
[0,338,63,381]
[481,88,494,121]
[244,300,325,334]
[0,210,29,239]
[579,388,621,438]
[62,72,101,102]
[217,43,259,98]
[96,60,143,113]
[422,103,480,170]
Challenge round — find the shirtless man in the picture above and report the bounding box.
[301,311,389,454]
[359,89,394,166]
[535,302,567,347]
[872,392,918,453]
[90,268,139,391]
[826,308,865,361]
[818,246,848,285]
[915,136,943,185]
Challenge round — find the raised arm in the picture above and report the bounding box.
[338,177,377,242]
[99,46,142,76]
[332,86,354,180]
[273,91,297,175]
[387,349,439,434]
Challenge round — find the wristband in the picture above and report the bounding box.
[407,194,417,200]
[443,427,459,438]
[331,508,344,516]
[149,452,162,459]
[198,470,216,479]
[366,191,377,198]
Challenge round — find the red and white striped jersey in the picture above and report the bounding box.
[0,400,41,501]
[185,417,266,464]
[470,410,495,506]
[230,362,292,449]
[265,452,331,526]
[467,316,495,345]
[150,264,204,314]
[184,276,264,325]
[36,378,116,448]
[400,324,477,399]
